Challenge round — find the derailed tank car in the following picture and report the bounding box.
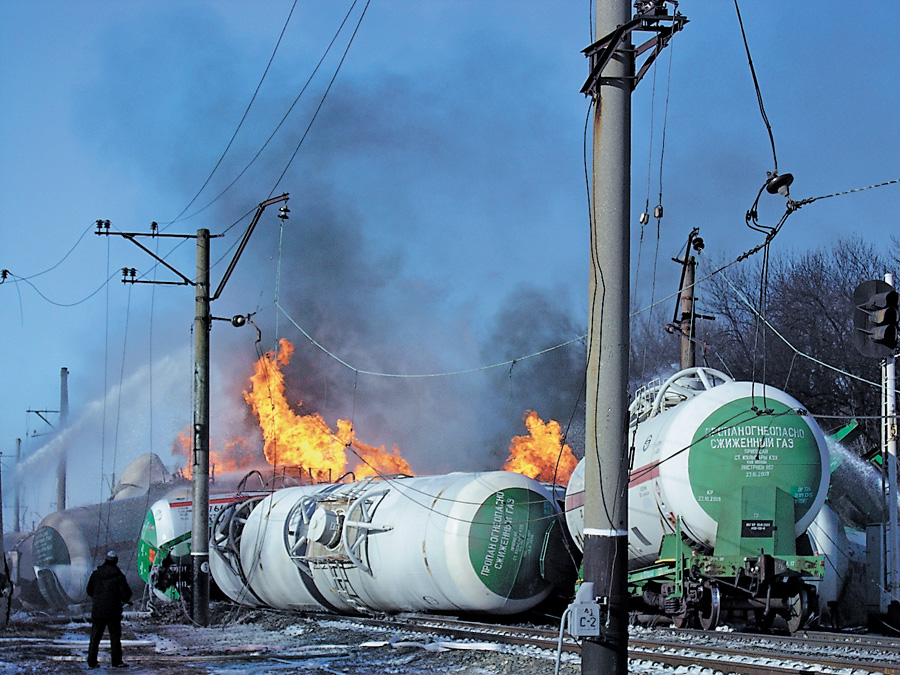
[565,367,829,632]
[30,452,180,610]
[209,471,572,615]
[137,485,271,603]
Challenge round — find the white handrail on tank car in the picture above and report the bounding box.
[630,367,733,423]
[648,367,731,417]
[341,488,393,577]
[212,497,265,574]
[284,494,321,577]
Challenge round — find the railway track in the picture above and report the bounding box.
[9,608,900,674]
[316,612,900,675]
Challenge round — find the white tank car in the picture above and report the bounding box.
[213,471,566,615]
[565,367,830,566]
[32,490,172,609]
[804,504,852,625]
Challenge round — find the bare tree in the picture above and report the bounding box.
[698,237,890,449]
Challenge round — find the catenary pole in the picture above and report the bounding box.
[191,229,211,627]
[14,438,21,533]
[96,194,288,628]
[57,367,69,511]
[679,254,696,370]
[583,0,632,672]
[885,273,899,618]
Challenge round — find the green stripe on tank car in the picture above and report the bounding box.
[137,509,159,583]
[468,487,555,600]
[689,398,822,524]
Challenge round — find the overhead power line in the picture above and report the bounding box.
[732,0,778,174]
[168,0,368,224]
[275,300,585,379]
[163,0,300,229]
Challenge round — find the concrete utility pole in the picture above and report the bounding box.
[581,3,686,673]
[14,438,21,533]
[583,1,633,671]
[672,229,709,371]
[192,229,211,626]
[57,367,69,511]
[97,194,288,626]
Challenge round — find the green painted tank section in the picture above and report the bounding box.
[136,508,189,601]
[689,397,823,525]
[467,487,556,600]
[32,527,70,567]
[136,509,158,584]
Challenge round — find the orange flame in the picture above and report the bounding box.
[243,338,414,479]
[351,440,414,479]
[502,410,577,485]
[172,427,193,478]
[171,427,260,480]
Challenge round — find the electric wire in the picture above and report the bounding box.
[273,210,287,354]
[107,285,133,546]
[134,235,165,580]
[163,0,299,229]
[721,272,883,392]
[269,219,778,387]
[634,47,660,311]
[275,300,584,379]
[588,0,594,43]
[6,270,120,308]
[94,239,113,555]
[639,13,677,382]
[0,220,96,281]
[176,0,365,223]
[791,177,900,209]
[269,0,372,196]
[733,0,778,174]
[749,238,772,409]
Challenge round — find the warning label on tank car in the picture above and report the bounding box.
[688,397,823,525]
[468,488,555,600]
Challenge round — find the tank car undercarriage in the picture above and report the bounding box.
[628,527,822,633]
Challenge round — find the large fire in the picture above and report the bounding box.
[173,338,572,487]
[243,338,414,480]
[502,410,577,485]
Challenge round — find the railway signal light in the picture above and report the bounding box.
[853,279,900,358]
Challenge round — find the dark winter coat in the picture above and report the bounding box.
[86,560,132,620]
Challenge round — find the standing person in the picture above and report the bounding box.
[86,551,133,668]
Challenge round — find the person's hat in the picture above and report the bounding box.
[105,550,118,562]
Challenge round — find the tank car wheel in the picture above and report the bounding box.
[672,611,695,629]
[697,582,721,631]
[784,587,809,634]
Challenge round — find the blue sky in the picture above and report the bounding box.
[2,1,898,523]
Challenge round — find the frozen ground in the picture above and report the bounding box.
[0,604,721,674]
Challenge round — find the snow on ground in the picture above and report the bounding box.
[0,605,724,674]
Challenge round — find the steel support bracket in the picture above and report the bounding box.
[581,6,688,97]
